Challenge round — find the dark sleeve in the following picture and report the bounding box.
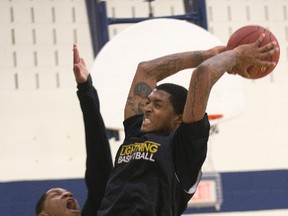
[123,114,143,142]
[77,75,113,216]
[173,113,210,191]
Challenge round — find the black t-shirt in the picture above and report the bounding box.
[98,114,209,216]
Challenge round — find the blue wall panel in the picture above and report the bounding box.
[1,170,287,215]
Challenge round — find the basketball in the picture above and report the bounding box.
[227,25,280,79]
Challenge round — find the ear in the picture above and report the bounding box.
[174,114,183,128]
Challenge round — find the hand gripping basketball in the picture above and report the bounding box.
[227,25,280,79]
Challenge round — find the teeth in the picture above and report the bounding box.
[144,118,151,124]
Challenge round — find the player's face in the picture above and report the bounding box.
[40,188,80,216]
[141,89,181,133]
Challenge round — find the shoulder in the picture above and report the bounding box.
[123,114,143,141]
[177,114,210,136]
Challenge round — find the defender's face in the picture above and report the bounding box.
[141,89,181,133]
[40,188,80,216]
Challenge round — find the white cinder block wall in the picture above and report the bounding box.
[205,0,288,172]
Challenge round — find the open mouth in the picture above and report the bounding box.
[66,199,78,210]
[143,117,152,125]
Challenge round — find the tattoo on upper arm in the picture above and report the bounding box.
[190,84,197,119]
[187,71,210,121]
[134,82,152,97]
[126,82,153,115]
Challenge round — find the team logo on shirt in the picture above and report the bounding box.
[117,141,160,164]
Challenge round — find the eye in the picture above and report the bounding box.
[145,101,150,106]
[154,102,161,108]
[49,189,64,198]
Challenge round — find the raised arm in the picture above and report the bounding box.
[183,34,279,123]
[73,44,113,214]
[124,46,226,120]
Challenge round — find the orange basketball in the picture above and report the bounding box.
[227,25,280,79]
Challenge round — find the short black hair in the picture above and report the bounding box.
[156,83,188,114]
[35,192,47,215]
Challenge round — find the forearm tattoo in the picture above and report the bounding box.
[192,51,206,66]
[146,57,183,80]
[145,51,206,79]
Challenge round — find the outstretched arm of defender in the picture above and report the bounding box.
[73,44,89,84]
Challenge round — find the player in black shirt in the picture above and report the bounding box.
[97,34,278,215]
